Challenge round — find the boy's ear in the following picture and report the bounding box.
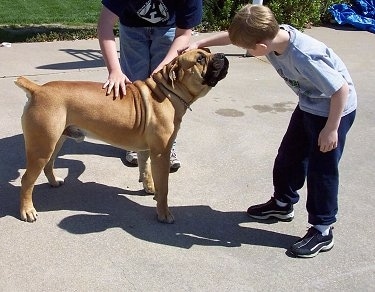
[254,43,268,54]
[255,43,267,50]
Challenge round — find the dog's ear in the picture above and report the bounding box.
[201,47,211,53]
[168,63,177,88]
[168,59,186,87]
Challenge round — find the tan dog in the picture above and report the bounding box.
[15,48,229,224]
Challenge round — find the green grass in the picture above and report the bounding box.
[0,0,101,26]
[0,0,102,42]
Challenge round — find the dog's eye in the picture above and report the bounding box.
[197,55,206,64]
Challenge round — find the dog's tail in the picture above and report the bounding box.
[14,76,40,97]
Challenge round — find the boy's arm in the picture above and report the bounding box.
[318,82,349,152]
[152,28,193,75]
[181,31,232,52]
[194,31,232,48]
[97,6,131,97]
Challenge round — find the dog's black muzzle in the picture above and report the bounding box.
[203,53,229,87]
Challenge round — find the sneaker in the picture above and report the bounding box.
[247,197,294,222]
[169,147,181,170]
[125,151,138,166]
[289,226,334,258]
[126,149,181,170]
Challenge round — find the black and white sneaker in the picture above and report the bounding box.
[125,151,138,166]
[247,197,294,222]
[169,147,181,171]
[289,227,334,258]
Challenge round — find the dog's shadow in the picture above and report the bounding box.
[0,134,125,217]
[0,134,299,249]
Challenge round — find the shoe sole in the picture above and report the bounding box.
[126,159,138,166]
[247,211,294,222]
[170,163,181,170]
[291,239,335,258]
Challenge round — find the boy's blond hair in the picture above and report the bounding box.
[228,4,279,49]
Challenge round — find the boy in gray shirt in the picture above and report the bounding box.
[185,4,357,258]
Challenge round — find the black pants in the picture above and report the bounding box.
[273,105,356,225]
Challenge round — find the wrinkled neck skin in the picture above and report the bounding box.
[148,71,192,113]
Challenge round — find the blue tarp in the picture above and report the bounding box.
[329,0,375,33]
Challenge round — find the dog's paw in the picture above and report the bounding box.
[144,184,155,195]
[49,177,65,188]
[157,211,175,224]
[140,175,155,194]
[20,207,38,222]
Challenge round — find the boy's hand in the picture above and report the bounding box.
[177,42,199,55]
[318,127,338,153]
[103,71,132,99]
[151,64,164,76]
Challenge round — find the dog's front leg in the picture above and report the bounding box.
[137,150,155,194]
[150,152,174,223]
[20,178,38,222]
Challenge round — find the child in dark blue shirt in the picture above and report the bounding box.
[98,0,202,169]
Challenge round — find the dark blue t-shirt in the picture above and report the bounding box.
[102,0,202,28]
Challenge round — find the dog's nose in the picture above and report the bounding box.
[216,53,225,59]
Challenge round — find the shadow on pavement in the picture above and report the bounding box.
[0,134,299,250]
[36,48,105,70]
[0,134,123,219]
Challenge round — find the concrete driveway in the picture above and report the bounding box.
[0,26,374,291]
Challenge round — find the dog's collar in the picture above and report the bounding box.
[154,79,192,111]
[174,94,192,111]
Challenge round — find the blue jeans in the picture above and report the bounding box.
[273,105,356,225]
[119,24,176,81]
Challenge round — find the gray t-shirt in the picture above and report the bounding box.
[266,25,357,117]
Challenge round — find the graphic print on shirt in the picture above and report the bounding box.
[277,68,300,90]
[137,0,169,24]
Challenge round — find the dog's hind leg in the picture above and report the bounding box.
[44,135,67,187]
[20,135,60,222]
[20,111,65,222]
